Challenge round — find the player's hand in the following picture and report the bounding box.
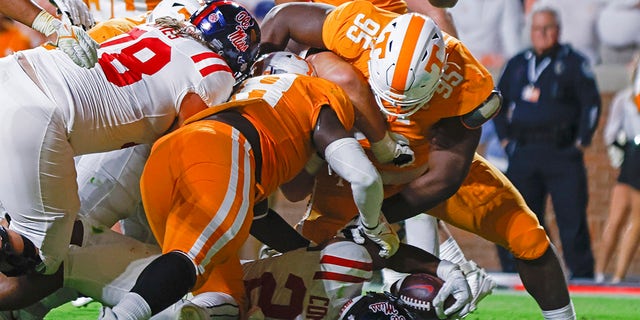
[358,214,399,258]
[434,260,472,319]
[31,11,99,68]
[50,0,95,30]
[390,132,415,167]
[371,131,415,167]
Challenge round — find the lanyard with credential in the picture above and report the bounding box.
[527,55,551,85]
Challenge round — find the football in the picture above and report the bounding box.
[390,273,455,319]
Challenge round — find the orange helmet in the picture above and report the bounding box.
[368,13,446,119]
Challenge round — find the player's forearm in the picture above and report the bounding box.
[405,0,458,37]
[0,0,44,28]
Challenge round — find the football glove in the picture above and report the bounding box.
[49,0,95,30]
[371,131,415,167]
[434,260,472,319]
[358,214,400,258]
[31,10,99,68]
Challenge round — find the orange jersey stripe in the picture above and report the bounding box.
[391,15,425,94]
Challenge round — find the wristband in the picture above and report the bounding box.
[31,10,59,37]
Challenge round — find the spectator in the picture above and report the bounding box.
[524,0,605,66]
[448,0,525,75]
[0,14,32,57]
[494,3,601,279]
[596,0,640,65]
[594,55,640,284]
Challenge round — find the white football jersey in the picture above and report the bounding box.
[21,24,234,155]
[242,240,373,320]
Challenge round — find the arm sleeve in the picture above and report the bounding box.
[323,137,383,227]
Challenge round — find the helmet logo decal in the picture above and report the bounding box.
[207,11,221,24]
[228,11,253,52]
[424,41,444,73]
[369,301,406,319]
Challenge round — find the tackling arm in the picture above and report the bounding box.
[382,117,480,223]
[0,0,43,27]
[404,0,458,37]
[259,2,333,53]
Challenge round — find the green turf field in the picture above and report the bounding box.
[44,290,640,319]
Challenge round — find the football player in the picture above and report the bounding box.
[0,0,258,281]
[0,51,468,319]
[99,47,399,319]
[273,0,457,36]
[0,218,469,319]
[258,2,576,319]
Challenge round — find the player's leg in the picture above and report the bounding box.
[76,144,151,228]
[430,156,574,319]
[102,123,254,319]
[611,186,640,283]
[594,183,630,283]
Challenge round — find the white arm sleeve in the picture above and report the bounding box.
[323,138,383,227]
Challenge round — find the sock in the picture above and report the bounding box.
[439,237,467,265]
[541,302,576,320]
[111,292,152,320]
[404,214,439,256]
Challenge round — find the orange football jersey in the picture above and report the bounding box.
[186,74,356,199]
[314,0,408,14]
[321,0,493,174]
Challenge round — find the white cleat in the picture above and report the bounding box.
[460,260,497,312]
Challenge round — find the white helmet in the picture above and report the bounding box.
[368,13,446,119]
[250,51,316,77]
[147,0,202,23]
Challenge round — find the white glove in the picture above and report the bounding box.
[434,260,472,319]
[31,10,99,68]
[370,131,415,167]
[358,214,400,258]
[50,0,95,30]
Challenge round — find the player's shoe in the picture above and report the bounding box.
[152,300,203,320]
[258,244,282,259]
[70,296,94,307]
[460,260,496,312]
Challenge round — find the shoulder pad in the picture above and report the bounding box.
[460,90,502,129]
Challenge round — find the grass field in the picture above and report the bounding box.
[43,289,640,319]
